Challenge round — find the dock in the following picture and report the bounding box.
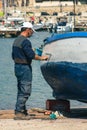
[0,26,47,38]
[0,30,21,38]
[0,99,87,130]
[0,107,87,119]
[0,99,87,119]
[74,24,87,31]
[0,24,87,38]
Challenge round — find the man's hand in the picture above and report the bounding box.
[35,54,49,61]
[40,55,49,60]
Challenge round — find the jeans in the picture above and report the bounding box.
[14,64,32,113]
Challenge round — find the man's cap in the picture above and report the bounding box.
[22,22,35,32]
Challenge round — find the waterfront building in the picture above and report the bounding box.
[0,0,87,8]
[0,0,87,14]
[1,0,87,8]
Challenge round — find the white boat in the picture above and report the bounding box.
[33,23,44,31]
[41,32,87,103]
[56,22,73,33]
[48,21,73,33]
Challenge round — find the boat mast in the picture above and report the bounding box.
[3,0,7,20]
[73,0,76,31]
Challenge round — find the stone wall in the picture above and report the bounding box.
[6,4,87,19]
[12,5,87,14]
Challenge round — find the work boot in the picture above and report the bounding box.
[14,111,31,120]
[23,110,28,115]
[14,111,36,120]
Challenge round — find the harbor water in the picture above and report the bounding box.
[0,31,87,110]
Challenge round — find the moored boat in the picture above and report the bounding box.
[41,32,87,103]
[48,21,73,34]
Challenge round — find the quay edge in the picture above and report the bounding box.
[0,31,20,38]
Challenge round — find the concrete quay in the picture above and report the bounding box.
[0,118,87,130]
[0,108,87,130]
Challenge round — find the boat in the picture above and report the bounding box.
[41,32,87,103]
[33,23,44,31]
[56,22,73,33]
[48,21,73,34]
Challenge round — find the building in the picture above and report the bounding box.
[1,0,87,8]
[1,0,87,14]
[2,0,86,7]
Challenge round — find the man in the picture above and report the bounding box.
[12,22,48,120]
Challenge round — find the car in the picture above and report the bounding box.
[41,12,50,16]
[68,12,76,16]
[78,12,82,16]
[53,12,58,16]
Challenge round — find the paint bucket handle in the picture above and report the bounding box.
[45,53,52,61]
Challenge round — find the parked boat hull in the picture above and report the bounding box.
[41,32,87,103]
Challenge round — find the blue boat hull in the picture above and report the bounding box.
[41,32,87,103]
[41,62,87,102]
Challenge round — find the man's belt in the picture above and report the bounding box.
[14,58,29,64]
